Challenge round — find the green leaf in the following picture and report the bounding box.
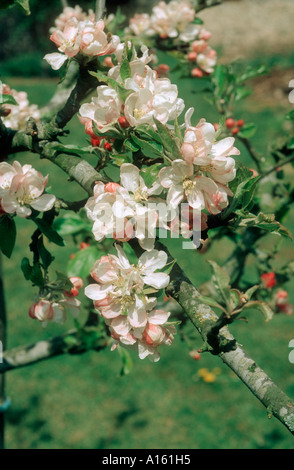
[1,94,18,106]
[0,216,16,258]
[242,300,274,322]
[124,138,140,152]
[230,289,242,310]
[235,86,253,102]
[141,163,164,187]
[21,257,32,280]
[207,260,231,308]
[89,71,133,102]
[67,246,101,279]
[196,293,227,313]
[131,135,163,159]
[120,58,131,82]
[21,258,44,287]
[134,125,162,144]
[244,285,259,300]
[15,0,30,14]
[46,142,93,157]
[53,213,91,237]
[37,236,54,270]
[33,218,65,246]
[117,346,133,376]
[213,64,228,97]
[238,123,257,139]
[238,212,293,239]
[153,118,182,159]
[236,65,268,84]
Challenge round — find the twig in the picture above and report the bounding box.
[257,152,294,182]
[96,0,106,21]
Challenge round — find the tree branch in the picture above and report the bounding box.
[0,328,109,374]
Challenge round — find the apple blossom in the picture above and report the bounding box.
[44,17,120,70]
[1,85,40,131]
[181,119,239,185]
[0,161,56,218]
[79,85,123,131]
[128,1,199,42]
[85,244,170,329]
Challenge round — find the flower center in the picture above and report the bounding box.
[182,178,196,195]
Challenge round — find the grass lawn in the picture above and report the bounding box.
[2,54,294,449]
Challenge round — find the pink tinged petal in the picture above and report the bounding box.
[16,205,32,218]
[84,283,112,301]
[44,53,68,70]
[101,302,122,319]
[30,194,56,212]
[52,302,66,323]
[138,342,153,360]
[167,184,184,209]
[119,333,137,346]
[139,249,168,273]
[148,309,170,325]
[212,137,236,157]
[181,142,195,164]
[120,163,141,193]
[127,303,147,328]
[187,187,204,210]
[1,196,18,214]
[142,272,170,289]
[111,316,131,336]
[172,159,194,181]
[159,166,174,188]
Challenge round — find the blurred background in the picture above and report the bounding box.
[1,0,294,449]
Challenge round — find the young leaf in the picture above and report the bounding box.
[53,213,91,237]
[207,260,231,308]
[32,218,65,246]
[1,94,18,106]
[131,135,163,159]
[242,300,274,322]
[67,246,101,280]
[153,117,182,159]
[0,216,16,258]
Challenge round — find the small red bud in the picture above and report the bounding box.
[231,127,240,135]
[103,142,112,151]
[191,68,203,78]
[225,118,235,129]
[80,242,90,250]
[91,137,101,147]
[118,116,129,128]
[236,119,245,127]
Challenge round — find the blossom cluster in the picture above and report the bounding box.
[1,84,40,131]
[36,6,239,362]
[0,161,56,218]
[29,277,84,327]
[127,1,217,77]
[127,1,199,42]
[186,30,217,77]
[44,5,120,70]
[79,43,184,133]
[85,244,175,361]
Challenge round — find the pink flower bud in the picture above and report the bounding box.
[187,51,197,62]
[144,323,165,346]
[191,68,203,78]
[33,300,54,322]
[69,276,84,290]
[105,182,120,193]
[181,142,195,163]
